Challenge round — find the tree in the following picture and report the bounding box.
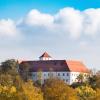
[0,74,13,86]
[88,75,97,89]
[0,59,44,100]
[0,59,19,75]
[76,86,96,100]
[36,69,43,86]
[92,89,100,100]
[19,62,30,81]
[71,82,87,89]
[42,78,78,100]
[76,73,84,83]
[88,71,100,89]
[22,80,43,100]
[0,84,19,100]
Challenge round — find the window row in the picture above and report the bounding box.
[32,73,70,77]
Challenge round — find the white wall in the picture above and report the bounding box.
[31,71,88,85]
[32,72,70,84]
[69,72,89,84]
[69,72,80,84]
[39,57,52,60]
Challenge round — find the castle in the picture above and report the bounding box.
[19,52,89,84]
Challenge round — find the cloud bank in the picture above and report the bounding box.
[22,7,100,39]
[0,7,100,39]
[0,7,100,70]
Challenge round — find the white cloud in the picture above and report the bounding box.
[20,7,100,39]
[0,19,19,37]
[83,8,100,36]
[54,8,83,38]
[23,9,54,27]
[0,7,100,39]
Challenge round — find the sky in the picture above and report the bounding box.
[0,0,100,70]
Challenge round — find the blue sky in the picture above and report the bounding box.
[0,0,100,19]
[0,0,100,70]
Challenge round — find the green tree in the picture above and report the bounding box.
[19,62,30,81]
[71,81,87,89]
[88,71,100,89]
[0,59,19,75]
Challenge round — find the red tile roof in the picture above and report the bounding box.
[20,60,89,73]
[66,61,89,73]
[39,52,51,58]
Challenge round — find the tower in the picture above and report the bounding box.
[39,52,52,60]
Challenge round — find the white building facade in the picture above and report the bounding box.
[31,72,88,85]
[20,52,89,85]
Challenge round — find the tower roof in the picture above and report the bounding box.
[39,52,51,58]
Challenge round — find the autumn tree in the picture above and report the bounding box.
[92,89,100,100]
[0,74,13,86]
[0,85,18,100]
[76,85,96,100]
[22,80,43,100]
[42,78,78,100]
[0,59,44,100]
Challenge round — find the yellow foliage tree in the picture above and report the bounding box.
[76,85,96,100]
[0,84,17,100]
[89,89,100,100]
[22,80,43,100]
[43,78,78,100]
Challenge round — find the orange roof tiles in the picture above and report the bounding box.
[66,60,89,73]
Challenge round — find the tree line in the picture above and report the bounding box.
[0,59,100,100]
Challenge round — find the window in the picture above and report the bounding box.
[58,73,60,76]
[66,80,68,82]
[67,73,69,76]
[33,74,35,77]
[63,73,65,76]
